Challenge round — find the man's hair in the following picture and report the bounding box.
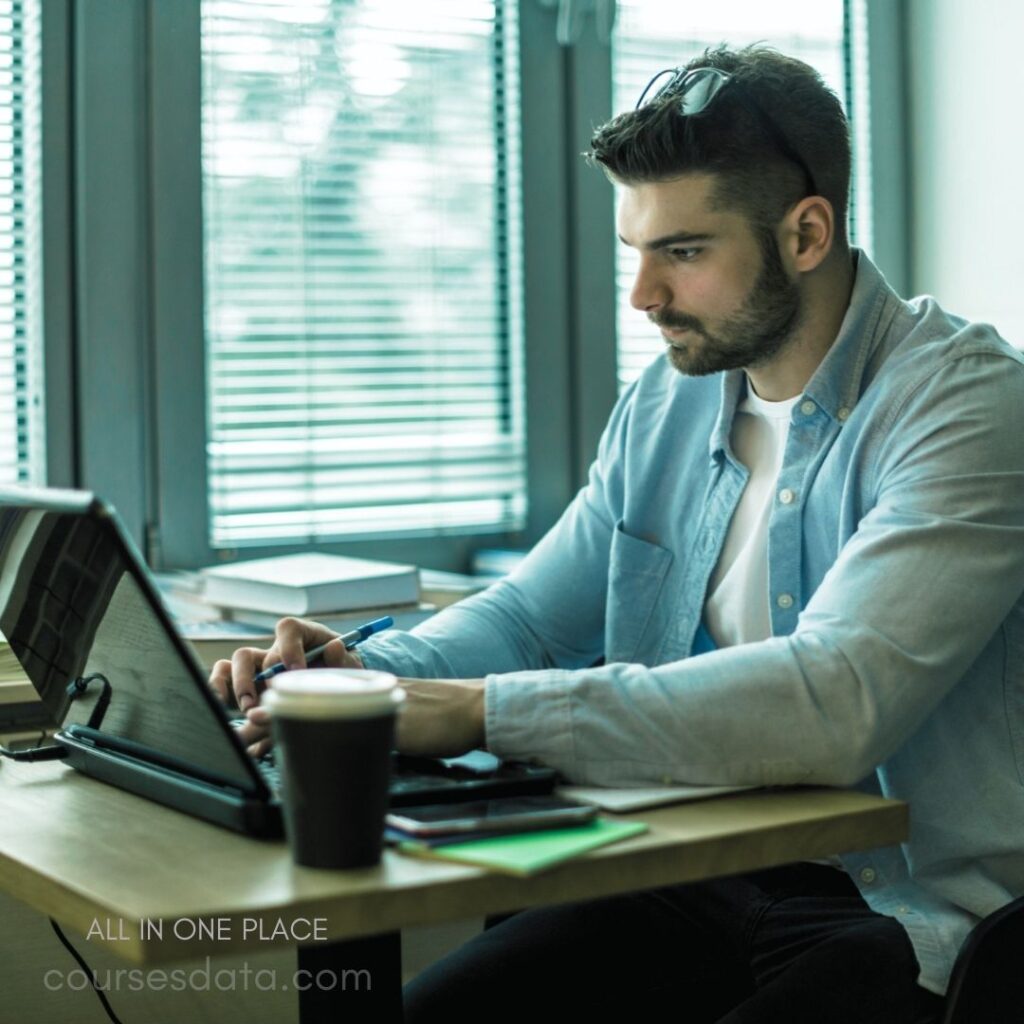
[588,45,851,248]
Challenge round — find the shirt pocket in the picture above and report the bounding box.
[605,520,674,665]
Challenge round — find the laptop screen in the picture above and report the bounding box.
[0,496,261,790]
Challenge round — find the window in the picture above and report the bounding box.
[200,0,525,549]
[611,0,858,388]
[0,0,43,485]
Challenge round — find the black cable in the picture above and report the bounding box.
[49,918,125,1024]
[0,742,68,761]
[0,674,112,762]
[68,673,113,730]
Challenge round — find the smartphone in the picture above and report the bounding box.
[385,794,597,838]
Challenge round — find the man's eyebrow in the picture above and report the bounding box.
[617,230,715,251]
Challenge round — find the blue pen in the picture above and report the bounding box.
[252,615,394,685]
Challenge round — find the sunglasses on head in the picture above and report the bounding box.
[635,66,819,198]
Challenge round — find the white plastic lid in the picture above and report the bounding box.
[262,669,403,719]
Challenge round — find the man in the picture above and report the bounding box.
[213,45,1024,1023]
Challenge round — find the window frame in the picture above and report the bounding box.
[859,0,910,296]
[67,0,152,545]
[39,0,75,489]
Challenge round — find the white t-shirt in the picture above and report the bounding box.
[703,380,844,871]
[704,380,799,649]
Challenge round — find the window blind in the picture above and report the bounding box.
[0,0,43,485]
[200,0,525,548]
[611,0,853,389]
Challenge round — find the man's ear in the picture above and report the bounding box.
[781,195,835,272]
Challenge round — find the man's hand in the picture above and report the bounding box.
[244,676,485,762]
[208,616,363,758]
[209,621,486,760]
[393,677,486,758]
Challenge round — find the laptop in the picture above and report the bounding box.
[0,487,557,837]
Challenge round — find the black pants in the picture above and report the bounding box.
[404,862,945,1023]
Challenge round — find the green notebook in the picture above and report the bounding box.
[397,819,648,876]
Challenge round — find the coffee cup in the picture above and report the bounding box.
[263,669,404,869]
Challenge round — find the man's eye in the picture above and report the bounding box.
[667,247,700,261]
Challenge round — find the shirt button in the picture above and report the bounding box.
[897,905,910,915]
[776,593,794,610]
[800,400,816,416]
[837,406,851,422]
[859,867,876,884]
[778,488,795,505]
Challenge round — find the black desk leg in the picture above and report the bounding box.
[297,930,403,1024]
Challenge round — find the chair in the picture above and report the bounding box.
[942,895,1024,1023]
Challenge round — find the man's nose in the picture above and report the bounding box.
[629,255,671,313]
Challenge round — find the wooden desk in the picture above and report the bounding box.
[0,758,907,1022]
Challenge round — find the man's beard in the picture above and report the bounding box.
[651,231,803,377]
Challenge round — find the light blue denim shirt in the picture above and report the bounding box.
[361,250,1024,994]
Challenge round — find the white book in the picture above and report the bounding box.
[200,553,420,616]
[228,602,437,634]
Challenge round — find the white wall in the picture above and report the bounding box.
[906,0,1024,346]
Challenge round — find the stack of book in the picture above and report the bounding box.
[197,552,436,652]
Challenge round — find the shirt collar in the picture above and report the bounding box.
[709,370,744,458]
[801,248,895,420]
[708,248,896,459]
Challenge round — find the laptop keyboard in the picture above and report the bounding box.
[232,718,545,807]
[254,750,503,800]
[256,755,282,793]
